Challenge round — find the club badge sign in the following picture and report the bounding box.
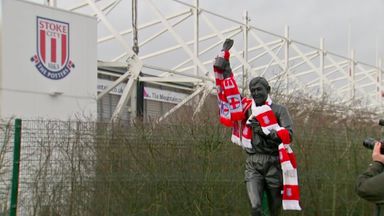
[31,17,75,80]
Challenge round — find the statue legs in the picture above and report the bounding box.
[245,154,283,216]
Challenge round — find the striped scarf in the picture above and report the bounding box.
[248,98,302,210]
[213,50,243,127]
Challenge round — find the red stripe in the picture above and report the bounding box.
[255,110,278,127]
[242,98,252,115]
[279,148,290,163]
[277,129,291,144]
[288,152,297,168]
[51,38,56,63]
[283,185,300,200]
[242,125,252,139]
[220,117,232,127]
[40,30,46,63]
[224,88,240,95]
[218,93,226,101]
[223,50,230,60]
[62,34,67,65]
[231,112,244,121]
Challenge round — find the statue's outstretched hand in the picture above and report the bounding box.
[222,38,234,51]
[214,39,234,78]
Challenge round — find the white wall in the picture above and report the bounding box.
[0,0,97,120]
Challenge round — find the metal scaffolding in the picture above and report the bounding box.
[45,0,383,120]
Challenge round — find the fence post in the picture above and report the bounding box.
[9,118,22,216]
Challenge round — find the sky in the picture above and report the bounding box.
[27,0,384,66]
[197,0,384,65]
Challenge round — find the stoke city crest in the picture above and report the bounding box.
[31,17,75,80]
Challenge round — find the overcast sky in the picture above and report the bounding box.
[198,0,384,65]
[27,0,384,66]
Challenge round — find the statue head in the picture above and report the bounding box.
[249,77,271,106]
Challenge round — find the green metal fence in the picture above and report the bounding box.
[0,112,379,215]
[9,119,21,216]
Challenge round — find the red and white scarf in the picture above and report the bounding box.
[213,50,243,127]
[231,97,253,148]
[248,98,301,210]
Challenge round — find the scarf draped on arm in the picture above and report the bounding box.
[213,50,243,127]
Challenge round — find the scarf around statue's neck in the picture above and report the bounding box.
[232,96,302,210]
